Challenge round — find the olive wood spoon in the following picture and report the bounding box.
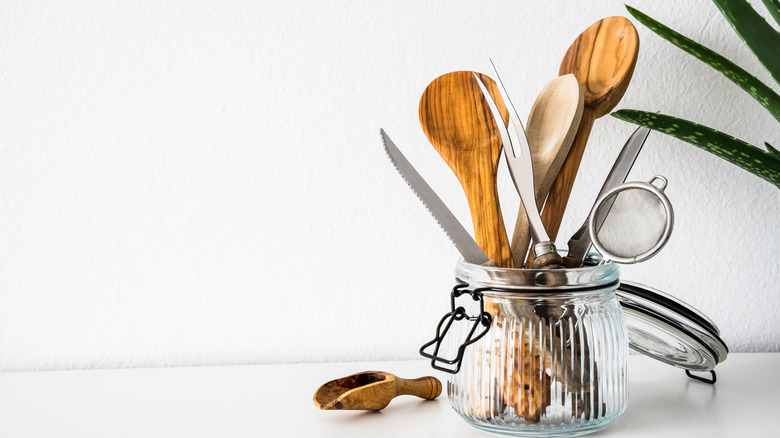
[419,71,513,267]
[313,371,442,410]
[509,74,584,268]
[537,16,639,253]
[537,19,638,417]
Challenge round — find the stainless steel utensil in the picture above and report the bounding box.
[473,64,563,269]
[589,175,674,264]
[565,125,651,266]
[380,129,491,265]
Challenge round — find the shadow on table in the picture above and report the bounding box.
[319,397,444,425]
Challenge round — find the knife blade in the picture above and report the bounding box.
[380,129,490,265]
[565,124,652,263]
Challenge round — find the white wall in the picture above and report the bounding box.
[0,0,778,371]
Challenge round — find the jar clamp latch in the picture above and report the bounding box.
[419,283,492,374]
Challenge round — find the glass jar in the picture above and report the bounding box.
[444,260,627,437]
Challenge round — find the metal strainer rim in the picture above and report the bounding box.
[588,176,674,264]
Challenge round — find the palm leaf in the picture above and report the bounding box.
[761,0,780,26]
[626,5,780,124]
[612,110,780,188]
[712,0,780,85]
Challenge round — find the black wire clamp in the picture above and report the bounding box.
[419,284,493,374]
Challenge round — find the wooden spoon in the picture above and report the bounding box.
[538,16,639,247]
[419,71,513,267]
[313,371,442,410]
[509,74,584,268]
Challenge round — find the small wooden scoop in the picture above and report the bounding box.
[313,371,442,410]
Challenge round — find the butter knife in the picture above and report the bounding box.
[380,129,491,265]
[565,125,651,265]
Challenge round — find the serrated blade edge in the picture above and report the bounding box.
[380,129,490,265]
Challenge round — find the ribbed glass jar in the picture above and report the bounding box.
[447,260,628,437]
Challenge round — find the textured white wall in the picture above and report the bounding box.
[0,0,778,371]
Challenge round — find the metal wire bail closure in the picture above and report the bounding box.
[686,369,717,384]
[419,284,492,374]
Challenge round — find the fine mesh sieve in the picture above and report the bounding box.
[589,176,674,264]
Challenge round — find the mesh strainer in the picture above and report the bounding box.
[588,175,674,264]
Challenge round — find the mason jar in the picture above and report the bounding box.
[438,259,627,437]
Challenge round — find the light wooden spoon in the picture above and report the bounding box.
[419,71,513,267]
[539,16,639,246]
[509,74,584,268]
[313,371,442,410]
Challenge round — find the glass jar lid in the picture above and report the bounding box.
[616,280,728,371]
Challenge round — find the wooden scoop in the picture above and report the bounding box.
[538,17,639,248]
[313,371,442,410]
[509,74,584,268]
[419,71,513,267]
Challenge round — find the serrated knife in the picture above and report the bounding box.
[380,129,490,265]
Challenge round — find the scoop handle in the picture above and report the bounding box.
[396,376,442,400]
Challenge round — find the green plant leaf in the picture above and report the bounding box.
[767,142,780,159]
[626,5,780,124]
[612,110,780,188]
[761,0,780,26]
[712,0,780,85]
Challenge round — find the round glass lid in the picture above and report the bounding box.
[619,280,721,337]
[617,281,728,370]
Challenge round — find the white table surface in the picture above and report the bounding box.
[1,353,777,437]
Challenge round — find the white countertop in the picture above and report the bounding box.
[1,353,777,437]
